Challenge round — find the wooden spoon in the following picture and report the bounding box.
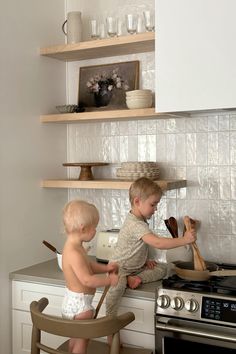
[164,219,177,238]
[188,218,207,270]
[183,216,207,271]
[168,217,179,238]
[42,240,61,254]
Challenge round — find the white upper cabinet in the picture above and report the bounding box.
[155,0,236,112]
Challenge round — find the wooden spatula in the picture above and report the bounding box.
[183,216,207,271]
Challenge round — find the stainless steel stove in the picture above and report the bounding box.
[155,264,236,354]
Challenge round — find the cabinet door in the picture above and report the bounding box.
[12,310,66,354]
[155,0,236,112]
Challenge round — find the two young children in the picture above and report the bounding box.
[61,177,196,353]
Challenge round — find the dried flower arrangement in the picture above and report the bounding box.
[86,68,129,93]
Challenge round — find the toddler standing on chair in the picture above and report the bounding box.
[61,199,119,354]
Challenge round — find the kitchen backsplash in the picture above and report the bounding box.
[66,1,236,264]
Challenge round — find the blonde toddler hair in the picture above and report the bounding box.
[129,177,162,206]
[63,199,99,234]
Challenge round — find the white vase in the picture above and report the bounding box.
[62,11,82,44]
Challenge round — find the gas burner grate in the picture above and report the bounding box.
[162,274,236,295]
[162,275,215,292]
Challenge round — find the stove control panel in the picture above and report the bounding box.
[156,288,201,320]
[156,287,236,326]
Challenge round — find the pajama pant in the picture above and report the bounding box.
[106,263,167,316]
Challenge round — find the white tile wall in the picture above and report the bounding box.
[65,0,236,264]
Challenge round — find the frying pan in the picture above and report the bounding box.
[174,261,236,281]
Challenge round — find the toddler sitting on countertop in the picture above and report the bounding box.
[106,177,196,322]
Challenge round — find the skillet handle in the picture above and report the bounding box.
[210,269,236,276]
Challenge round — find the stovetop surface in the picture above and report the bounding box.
[163,263,236,296]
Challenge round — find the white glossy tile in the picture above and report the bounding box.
[219,166,231,200]
[208,115,218,131]
[208,132,218,165]
[218,132,230,165]
[186,133,196,165]
[230,131,236,164]
[231,166,236,200]
[138,135,147,160]
[219,114,229,131]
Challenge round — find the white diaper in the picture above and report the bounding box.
[61,288,95,320]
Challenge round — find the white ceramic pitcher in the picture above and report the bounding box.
[62,11,82,44]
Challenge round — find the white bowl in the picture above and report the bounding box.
[57,253,62,271]
[126,97,152,103]
[126,89,152,96]
[126,97,152,109]
[126,98,152,109]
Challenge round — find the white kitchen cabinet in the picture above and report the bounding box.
[12,280,155,354]
[155,0,236,112]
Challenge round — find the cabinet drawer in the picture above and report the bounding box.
[12,281,65,315]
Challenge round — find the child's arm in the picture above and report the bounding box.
[90,260,119,274]
[71,253,118,288]
[142,229,196,250]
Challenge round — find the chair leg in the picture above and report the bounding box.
[110,332,120,354]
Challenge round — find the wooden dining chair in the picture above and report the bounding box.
[30,297,153,354]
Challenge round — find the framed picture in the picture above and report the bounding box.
[78,60,139,110]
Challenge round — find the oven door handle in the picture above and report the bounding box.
[156,321,236,343]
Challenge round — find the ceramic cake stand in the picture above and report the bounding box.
[63,162,109,180]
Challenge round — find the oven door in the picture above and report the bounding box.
[155,316,236,354]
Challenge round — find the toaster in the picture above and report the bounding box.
[96,229,119,263]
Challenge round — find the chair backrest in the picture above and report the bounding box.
[30,297,135,354]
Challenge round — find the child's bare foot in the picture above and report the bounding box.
[127,275,142,289]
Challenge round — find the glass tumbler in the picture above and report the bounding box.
[126,14,137,34]
[143,10,155,32]
[90,19,100,39]
[106,17,118,37]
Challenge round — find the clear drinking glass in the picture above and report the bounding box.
[99,23,106,39]
[90,19,100,39]
[143,10,155,32]
[106,17,118,37]
[126,14,137,35]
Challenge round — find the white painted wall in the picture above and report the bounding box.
[0,1,67,353]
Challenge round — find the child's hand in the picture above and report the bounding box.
[183,229,196,244]
[145,259,157,269]
[108,272,119,286]
[107,262,119,274]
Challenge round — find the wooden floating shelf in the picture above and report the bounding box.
[41,179,187,191]
[40,108,188,123]
[40,32,155,62]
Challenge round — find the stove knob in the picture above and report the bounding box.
[157,295,170,309]
[170,297,184,310]
[185,299,199,313]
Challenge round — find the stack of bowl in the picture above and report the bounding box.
[116,161,160,180]
[126,89,152,109]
